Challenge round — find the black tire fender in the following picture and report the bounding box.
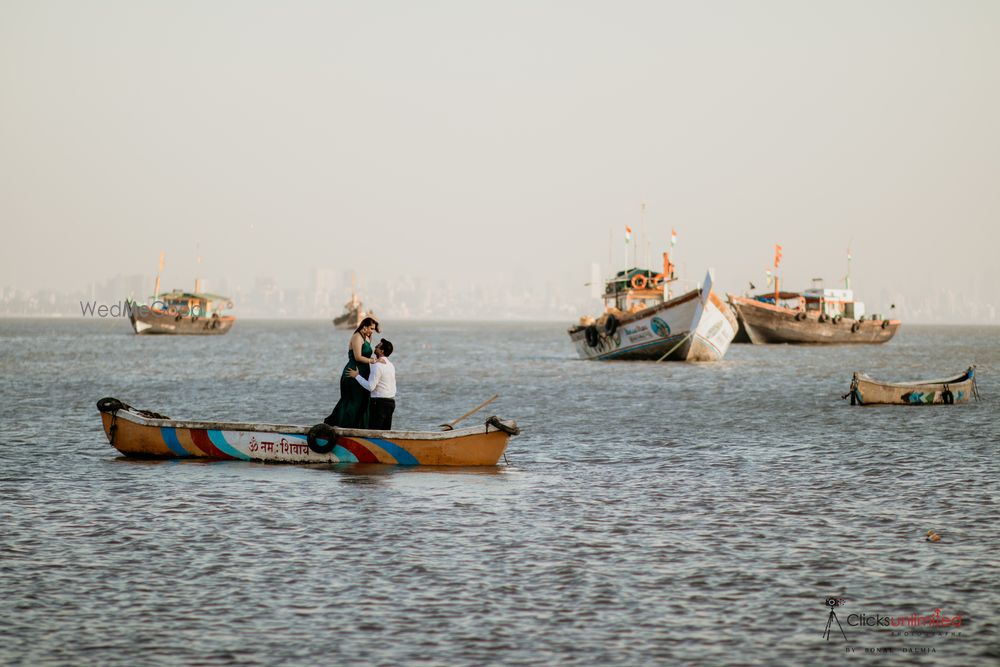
[585,325,600,347]
[604,314,618,336]
[882,319,890,329]
[832,315,842,324]
[851,322,861,333]
[795,312,807,321]
[97,397,125,413]
[307,423,339,454]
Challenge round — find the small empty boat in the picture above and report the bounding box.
[844,367,979,406]
[97,398,519,466]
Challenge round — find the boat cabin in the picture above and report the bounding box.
[604,267,670,313]
[802,288,865,319]
[157,291,233,318]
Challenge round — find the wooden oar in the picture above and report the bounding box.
[440,394,499,431]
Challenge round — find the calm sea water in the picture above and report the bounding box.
[1,318,998,666]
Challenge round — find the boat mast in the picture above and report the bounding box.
[194,245,203,294]
[845,242,852,290]
[773,244,783,303]
[153,252,164,301]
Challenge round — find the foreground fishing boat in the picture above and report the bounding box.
[569,263,738,362]
[96,398,518,465]
[844,367,978,405]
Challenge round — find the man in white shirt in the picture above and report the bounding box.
[347,339,396,430]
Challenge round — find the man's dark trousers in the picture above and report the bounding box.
[369,398,395,430]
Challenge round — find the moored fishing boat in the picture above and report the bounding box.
[128,254,235,335]
[96,398,519,466]
[128,290,235,335]
[333,273,374,330]
[843,367,978,405]
[568,262,738,362]
[728,290,899,344]
[728,245,899,344]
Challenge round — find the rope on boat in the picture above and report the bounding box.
[486,416,520,435]
[655,331,694,363]
[841,375,861,405]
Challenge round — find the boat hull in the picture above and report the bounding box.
[728,296,899,344]
[130,308,235,335]
[568,289,738,361]
[98,403,514,466]
[848,368,977,405]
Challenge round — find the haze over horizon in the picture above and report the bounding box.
[2,1,998,321]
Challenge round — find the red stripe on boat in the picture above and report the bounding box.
[338,438,379,463]
[190,429,231,459]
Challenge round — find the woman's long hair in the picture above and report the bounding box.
[354,317,380,335]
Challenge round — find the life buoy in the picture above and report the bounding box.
[307,423,339,454]
[630,274,648,289]
[881,319,890,329]
[585,325,600,347]
[795,312,807,321]
[851,322,861,333]
[604,314,618,336]
[651,273,665,288]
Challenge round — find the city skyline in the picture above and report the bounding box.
[2,261,996,324]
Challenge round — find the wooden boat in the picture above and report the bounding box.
[568,260,738,362]
[96,398,519,466]
[844,367,979,405]
[129,254,236,335]
[728,290,899,344]
[333,273,374,330]
[128,290,235,335]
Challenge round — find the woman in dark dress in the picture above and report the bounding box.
[325,317,380,428]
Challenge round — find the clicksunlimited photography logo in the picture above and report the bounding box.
[822,597,849,642]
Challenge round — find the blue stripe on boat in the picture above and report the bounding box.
[207,430,252,461]
[368,438,419,466]
[161,427,189,457]
[332,444,358,463]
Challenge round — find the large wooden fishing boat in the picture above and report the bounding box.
[129,254,235,335]
[96,398,519,466]
[844,367,978,406]
[332,274,374,330]
[128,290,235,335]
[728,288,899,344]
[569,261,738,362]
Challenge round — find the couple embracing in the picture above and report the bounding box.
[324,317,397,430]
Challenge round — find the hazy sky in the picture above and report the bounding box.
[2,0,998,308]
